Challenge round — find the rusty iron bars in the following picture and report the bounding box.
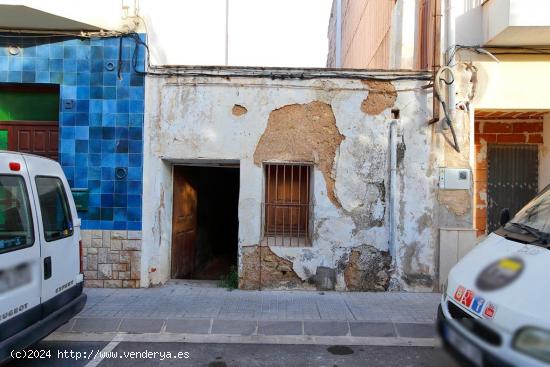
[261,163,313,247]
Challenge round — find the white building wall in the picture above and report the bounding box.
[143,69,442,291]
[3,0,330,67]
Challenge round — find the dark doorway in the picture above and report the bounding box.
[171,165,239,280]
[0,84,60,160]
[487,144,539,232]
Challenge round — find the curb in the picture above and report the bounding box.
[61,317,437,339]
[46,331,441,347]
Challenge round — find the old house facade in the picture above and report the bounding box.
[141,68,449,291]
[327,0,550,283]
[6,0,542,291]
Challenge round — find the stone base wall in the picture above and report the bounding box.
[81,230,141,288]
[239,245,305,290]
[239,244,392,291]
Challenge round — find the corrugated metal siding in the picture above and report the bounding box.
[487,144,539,232]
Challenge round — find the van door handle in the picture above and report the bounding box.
[44,257,52,279]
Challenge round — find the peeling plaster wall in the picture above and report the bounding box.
[253,101,344,207]
[143,72,440,291]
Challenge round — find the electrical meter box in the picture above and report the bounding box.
[439,168,471,190]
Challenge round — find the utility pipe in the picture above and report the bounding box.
[445,0,456,121]
[388,118,398,259]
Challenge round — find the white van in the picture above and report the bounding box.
[438,185,550,367]
[0,152,86,363]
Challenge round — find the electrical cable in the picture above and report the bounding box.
[438,43,547,152]
[164,81,434,93]
[117,36,123,80]
[434,66,460,153]
[1,27,433,84]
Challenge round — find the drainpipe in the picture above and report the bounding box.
[335,0,342,68]
[388,118,399,259]
[445,0,456,121]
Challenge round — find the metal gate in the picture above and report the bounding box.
[487,144,539,232]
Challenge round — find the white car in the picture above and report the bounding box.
[438,185,550,367]
[0,152,86,363]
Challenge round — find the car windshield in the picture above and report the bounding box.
[504,186,550,238]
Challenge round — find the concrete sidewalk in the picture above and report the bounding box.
[57,281,441,341]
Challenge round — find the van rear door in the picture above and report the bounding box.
[23,155,81,314]
[0,153,42,341]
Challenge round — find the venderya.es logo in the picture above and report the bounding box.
[476,257,524,291]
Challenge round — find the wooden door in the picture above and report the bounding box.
[0,121,59,160]
[171,167,198,278]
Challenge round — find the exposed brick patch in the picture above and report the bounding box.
[512,122,543,133]
[497,134,526,143]
[528,135,544,144]
[483,122,512,134]
[475,134,497,144]
[476,119,543,146]
[474,170,487,184]
[473,116,544,237]
[82,230,141,288]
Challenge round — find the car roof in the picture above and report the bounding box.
[0,150,58,164]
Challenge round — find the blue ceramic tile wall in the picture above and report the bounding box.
[0,35,146,230]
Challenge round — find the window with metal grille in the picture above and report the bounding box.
[262,163,312,247]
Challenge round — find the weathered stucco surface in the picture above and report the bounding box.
[343,244,392,291]
[142,70,443,291]
[239,245,305,290]
[437,108,474,230]
[360,80,397,115]
[232,104,248,116]
[253,101,344,207]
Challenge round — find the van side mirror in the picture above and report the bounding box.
[499,208,511,226]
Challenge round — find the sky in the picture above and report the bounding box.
[140,0,334,67]
[0,0,334,67]
[228,0,333,67]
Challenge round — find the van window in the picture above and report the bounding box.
[35,176,73,242]
[0,175,34,253]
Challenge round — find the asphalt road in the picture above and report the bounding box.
[6,341,460,367]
